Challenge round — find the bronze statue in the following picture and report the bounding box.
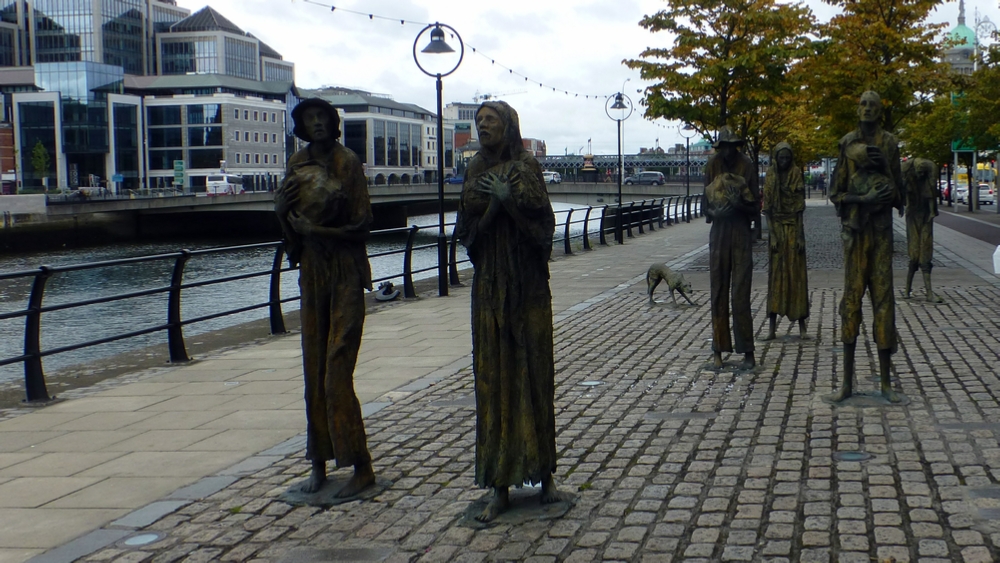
[274,98,376,497]
[829,91,904,403]
[762,142,809,340]
[902,158,942,303]
[646,263,695,306]
[703,127,758,370]
[456,101,560,523]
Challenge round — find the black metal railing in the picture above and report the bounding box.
[0,196,703,402]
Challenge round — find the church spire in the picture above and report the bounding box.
[958,0,966,26]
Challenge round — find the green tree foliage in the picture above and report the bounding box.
[958,46,1000,156]
[803,0,956,136]
[31,140,50,181]
[900,94,964,164]
[624,0,814,167]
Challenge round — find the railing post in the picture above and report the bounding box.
[268,244,287,335]
[582,206,593,251]
[449,228,461,286]
[647,200,656,231]
[626,202,636,238]
[563,208,574,255]
[686,196,692,223]
[402,225,419,298]
[665,197,673,226]
[657,198,666,228]
[23,266,52,402]
[637,200,645,234]
[167,250,191,363]
[599,205,609,246]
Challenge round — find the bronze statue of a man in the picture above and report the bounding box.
[704,126,758,370]
[762,142,809,340]
[456,101,560,523]
[902,158,942,303]
[829,91,904,403]
[274,98,376,497]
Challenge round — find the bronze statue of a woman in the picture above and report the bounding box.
[274,98,375,498]
[456,101,561,522]
[762,142,809,340]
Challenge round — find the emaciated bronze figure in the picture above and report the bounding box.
[902,158,942,303]
[829,91,903,403]
[456,101,561,523]
[274,98,376,497]
[762,142,809,340]
[704,126,758,370]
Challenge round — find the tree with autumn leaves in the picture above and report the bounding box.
[626,0,972,168]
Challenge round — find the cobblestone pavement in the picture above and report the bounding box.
[75,208,1000,562]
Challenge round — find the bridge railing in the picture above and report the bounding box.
[0,196,703,403]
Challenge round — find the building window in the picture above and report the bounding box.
[387,122,398,166]
[373,119,386,166]
[254,132,259,142]
[255,154,260,164]
[244,110,249,120]
[189,127,223,147]
[273,154,278,165]
[188,105,221,124]
[190,149,224,169]
[264,154,269,164]
[271,133,277,143]
[254,111,259,121]
[245,153,250,163]
[148,106,182,126]
[234,109,239,119]
[233,130,240,141]
[271,112,276,123]
[244,132,249,142]
[236,153,241,164]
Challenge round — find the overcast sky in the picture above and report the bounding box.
[184,0,997,155]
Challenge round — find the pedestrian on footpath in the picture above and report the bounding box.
[456,101,562,523]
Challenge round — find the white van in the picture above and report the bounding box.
[206,174,244,196]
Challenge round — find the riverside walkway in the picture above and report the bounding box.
[2,200,1000,563]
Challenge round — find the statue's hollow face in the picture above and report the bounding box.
[718,143,739,160]
[776,149,793,171]
[302,106,331,143]
[857,93,882,124]
[476,107,504,151]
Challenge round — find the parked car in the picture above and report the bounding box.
[624,171,665,185]
[445,175,464,184]
[979,183,995,205]
[956,184,969,203]
[542,171,562,184]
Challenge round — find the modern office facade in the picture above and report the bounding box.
[0,1,296,193]
[304,87,455,186]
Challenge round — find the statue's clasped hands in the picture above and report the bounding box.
[287,211,315,236]
[474,171,520,202]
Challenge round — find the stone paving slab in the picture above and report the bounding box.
[60,207,1000,563]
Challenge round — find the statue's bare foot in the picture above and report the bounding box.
[335,462,375,498]
[711,353,724,369]
[738,353,755,370]
[475,487,509,523]
[881,385,901,404]
[902,292,912,300]
[541,476,565,504]
[762,332,776,341]
[829,386,852,403]
[303,461,326,493]
[927,293,943,304]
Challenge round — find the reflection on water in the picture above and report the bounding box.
[0,202,604,382]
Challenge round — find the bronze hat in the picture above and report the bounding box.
[713,126,745,148]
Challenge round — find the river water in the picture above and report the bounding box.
[0,201,627,383]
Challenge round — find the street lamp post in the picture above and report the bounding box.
[414,23,463,297]
[605,91,633,244]
[678,124,697,198]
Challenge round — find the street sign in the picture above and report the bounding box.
[112,174,124,183]
[173,160,185,188]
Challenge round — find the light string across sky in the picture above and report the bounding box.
[298,0,617,102]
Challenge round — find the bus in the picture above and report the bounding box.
[206,174,244,196]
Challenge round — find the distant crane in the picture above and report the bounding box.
[472,90,526,103]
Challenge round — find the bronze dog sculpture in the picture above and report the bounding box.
[647,263,695,306]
